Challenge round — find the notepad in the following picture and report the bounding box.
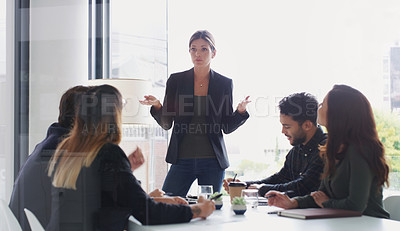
[277,208,362,219]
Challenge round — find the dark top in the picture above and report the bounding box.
[151,68,249,169]
[9,123,70,231]
[179,95,215,158]
[246,127,326,197]
[46,143,193,231]
[295,144,390,219]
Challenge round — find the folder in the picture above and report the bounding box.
[277,208,362,219]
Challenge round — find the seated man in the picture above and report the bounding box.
[223,92,326,197]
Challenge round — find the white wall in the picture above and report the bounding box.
[29,0,89,151]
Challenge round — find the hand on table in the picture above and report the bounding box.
[149,189,165,198]
[265,190,298,209]
[153,196,188,205]
[311,191,329,208]
[190,196,215,219]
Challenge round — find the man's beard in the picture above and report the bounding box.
[290,129,307,146]
[291,136,306,146]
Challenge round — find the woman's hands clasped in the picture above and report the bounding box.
[266,190,330,209]
[311,191,330,208]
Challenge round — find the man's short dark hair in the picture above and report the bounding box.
[278,92,318,125]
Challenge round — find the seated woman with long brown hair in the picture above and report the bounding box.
[266,84,390,219]
[47,84,215,231]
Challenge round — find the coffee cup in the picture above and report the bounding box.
[228,182,247,202]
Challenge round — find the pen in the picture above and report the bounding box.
[265,190,294,198]
[267,211,280,214]
[265,194,277,199]
[209,193,223,201]
[232,173,237,182]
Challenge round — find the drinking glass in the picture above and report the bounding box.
[242,189,259,208]
[198,185,213,199]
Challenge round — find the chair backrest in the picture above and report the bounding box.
[0,199,23,231]
[383,195,400,221]
[24,208,45,231]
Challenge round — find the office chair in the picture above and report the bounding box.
[24,208,45,231]
[383,195,400,221]
[0,199,23,231]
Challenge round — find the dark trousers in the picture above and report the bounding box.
[162,158,225,197]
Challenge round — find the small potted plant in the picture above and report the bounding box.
[231,197,247,215]
[211,192,223,210]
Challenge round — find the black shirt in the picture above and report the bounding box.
[179,96,215,158]
[246,127,326,197]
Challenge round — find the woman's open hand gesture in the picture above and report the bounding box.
[139,95,162,110]
[237,96,251,114]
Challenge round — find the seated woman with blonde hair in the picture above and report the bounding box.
[47,84,214,230]
[267,84,390,219]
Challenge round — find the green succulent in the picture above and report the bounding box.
[231,197,246,205]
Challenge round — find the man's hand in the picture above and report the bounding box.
[222,178,241,193]
[247,183,264,190]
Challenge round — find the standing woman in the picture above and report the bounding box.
[266,85,390,218]
[47,85,215,230]
[140,30,250,197]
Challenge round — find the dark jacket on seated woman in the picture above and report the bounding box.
[47,143,192,231]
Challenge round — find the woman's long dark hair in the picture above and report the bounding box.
[320,85,389,187]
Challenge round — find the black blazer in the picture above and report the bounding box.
[47,143,192,230]
[151,68,249,169]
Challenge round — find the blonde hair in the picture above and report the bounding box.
[48,85,123,189]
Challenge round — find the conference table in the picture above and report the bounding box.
[128,197,400,231]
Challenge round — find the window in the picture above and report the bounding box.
[109,0,168,192]
[111,0,167,85]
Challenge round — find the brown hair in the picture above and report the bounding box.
[320,85,389,187]
[189,30,216,51]
[58,85,90,129]
[49,84,123,189]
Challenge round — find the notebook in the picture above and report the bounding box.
[277,208,362,219]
